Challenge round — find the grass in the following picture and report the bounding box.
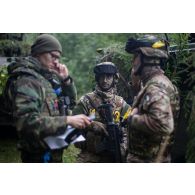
[0,137,80,163]
[0,138,21,163]
[63,145,81,163]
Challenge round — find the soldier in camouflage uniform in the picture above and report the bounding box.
[6,34,91,163]
[73,62,131,162]
[125,35,180,163]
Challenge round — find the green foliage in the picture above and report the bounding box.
[165,34,194,92]
[63,145,81,163]
[0,40,31,57]
[0,33,195,163]
[166,34,195,162]
[185,87,195,162]
[54,33,132,98]
[165,34,189,85]
[0,138,80,163]
[0,65,8,94]
[0,138,21,163]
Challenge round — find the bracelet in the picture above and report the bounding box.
[63,75,71,82]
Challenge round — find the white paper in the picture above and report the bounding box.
[43,115,95,150]
[43,126,85,150]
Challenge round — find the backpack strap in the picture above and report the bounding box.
[85,94,99,111]
[84,94,106,121]
[2,69,38,116]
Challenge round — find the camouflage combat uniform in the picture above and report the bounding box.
[6,57,77,162]
[127,73,180,162]
[73,86,130,162]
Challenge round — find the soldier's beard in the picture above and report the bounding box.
[98,82,114,92]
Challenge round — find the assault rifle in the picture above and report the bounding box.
[169,43,195,53]
[164,33,195,54]
[98,103,122,163]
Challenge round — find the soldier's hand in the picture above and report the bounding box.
[89,121,108,136]
[127,107,138,124]
[131,108,138,116]
[51,63,70,82]
[67,114,91,129]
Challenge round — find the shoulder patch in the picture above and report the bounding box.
[144,94,150,102]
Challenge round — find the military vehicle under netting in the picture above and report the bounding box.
[0,33,31,137]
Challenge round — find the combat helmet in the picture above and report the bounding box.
[94,61,119,80]
[94,61,117,74]
[94,62,120,90]
[125,35,169,75]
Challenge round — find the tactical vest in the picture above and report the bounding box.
[82,91,127,122]
[79,91,129,154]
[128,74,180,162]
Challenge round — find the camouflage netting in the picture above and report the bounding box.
[0,65,8,94]
[0,39,30,57]
[185,86,195,162]
[0,34,31,128]
[95,43,133,104]
[182,52,195,162]
[169,46,195,162]
[0,33,31,94]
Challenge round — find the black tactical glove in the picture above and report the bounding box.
[89,121,108,136]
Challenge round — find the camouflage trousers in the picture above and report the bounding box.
[126,153,171,163]
[77,145,127,163]
[77,151,117,163]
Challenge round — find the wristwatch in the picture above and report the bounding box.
[63,75,72,83]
